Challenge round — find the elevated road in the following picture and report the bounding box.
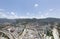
[0,30,14,39]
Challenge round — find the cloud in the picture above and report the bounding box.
[40,15,45,18]
[38,11,41,14]
[49,9,54,11]
[0,8,60,19]
[0,11,31,19]
[0,11,19,19]
[45,13,49,16]
[8,12,19,19]
[0,12,8,18]
[34,4,39,7]
[11,12,16,15]
[19,16,30,18]
[0,9,4,11]
[26,12,30,15]
[38,12,49,18]
[0,10,52,19]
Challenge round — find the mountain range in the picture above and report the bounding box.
[0,18,60,25]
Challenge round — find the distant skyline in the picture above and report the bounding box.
[0,0,60,19]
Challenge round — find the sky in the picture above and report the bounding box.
[0,0,60,19]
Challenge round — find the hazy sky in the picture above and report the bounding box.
[0,0,60,19]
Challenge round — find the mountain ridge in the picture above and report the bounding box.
[0,17,60,25]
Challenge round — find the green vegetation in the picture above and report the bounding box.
[46,30,53,36]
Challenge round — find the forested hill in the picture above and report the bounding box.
[0,18,60,25]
